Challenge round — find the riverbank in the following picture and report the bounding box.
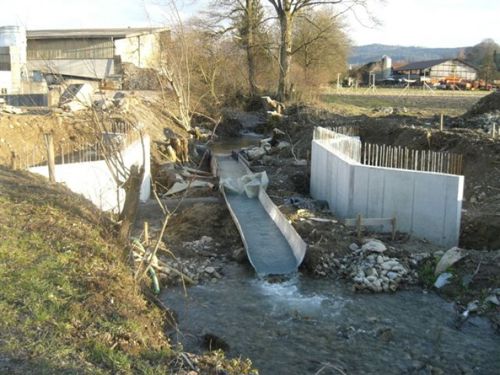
[0,166,256,374]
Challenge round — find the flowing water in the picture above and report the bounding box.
[211,133,264,154]
[162,264,500,375]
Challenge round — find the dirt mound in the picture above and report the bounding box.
[122,63,162,90]
[464,91,500,117]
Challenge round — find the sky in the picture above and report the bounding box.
[0,0,497,48]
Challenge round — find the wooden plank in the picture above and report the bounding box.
[344,217,395,227]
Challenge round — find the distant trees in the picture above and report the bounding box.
[150,0,363,119]
[199,0,360,100]
[465,39,500,82]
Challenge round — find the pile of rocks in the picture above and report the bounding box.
[158,256,224,286]
[454,111,500,133]
[339,239,418,293]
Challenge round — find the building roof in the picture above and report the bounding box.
[26,27,168,40]
[394,58,477,72]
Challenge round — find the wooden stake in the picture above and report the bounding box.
[356,213,362,239]
[440,113,444,131]
[44,133,56,183]
[391,217,397,241]
[10,151,16,170]
[144,221,149,246]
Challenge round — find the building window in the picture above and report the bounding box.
[0,48,11,71]
[27,38,114,60]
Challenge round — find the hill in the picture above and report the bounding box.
[349,44,464,65]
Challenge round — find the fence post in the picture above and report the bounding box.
[44,133,56,183]
[356,213,362,239]
[10,151,17,170]
[144,221,149,246]
[440,113,444,131]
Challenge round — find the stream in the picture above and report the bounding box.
[161,135,499,374]
[162,264,499,374]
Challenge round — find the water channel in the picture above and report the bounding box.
[161,135,500,374]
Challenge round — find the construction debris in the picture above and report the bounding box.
[60,83,94,111]
[165,180,214,196]
[0,98,24,114]
[434,247,467,276]
[220,171,269,198]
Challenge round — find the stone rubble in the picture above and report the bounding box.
[312,238,421,293]
[133,236,229,287]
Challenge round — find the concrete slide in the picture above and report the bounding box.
[213,154,306,275]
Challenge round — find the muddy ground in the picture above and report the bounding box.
[0,92,189,169]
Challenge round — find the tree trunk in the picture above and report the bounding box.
[246,0,258,96]
[277,10,293,101]
[119,165,145,249]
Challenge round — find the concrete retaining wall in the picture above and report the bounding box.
[311,138,464,247]
[258,189,307,265]
[29,136,150,212]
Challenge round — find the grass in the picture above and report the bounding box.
[0,166,257,374]
[0,166,176,374]
[317,87,487,117]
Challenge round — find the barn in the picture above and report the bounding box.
[393,58,478,83]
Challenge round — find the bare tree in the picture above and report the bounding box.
[266,0,372,100]
[205,0,270,96]
[146,1,193,131]
[292,9,349,84]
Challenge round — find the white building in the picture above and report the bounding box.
[0,26,169,94]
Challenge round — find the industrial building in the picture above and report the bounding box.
[0,25,169,95]
[392,58,478,83]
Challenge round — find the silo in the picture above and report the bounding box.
[0,26,27,65]
[0,26,27,94]
[381,55,392,79]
